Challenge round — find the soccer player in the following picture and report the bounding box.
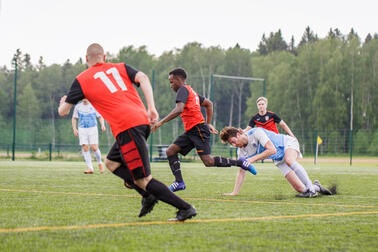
[72,98,106,174]
[245,97,295,137]
[58,43,196,221]
[219,126,333,197]
[151,68,255,192]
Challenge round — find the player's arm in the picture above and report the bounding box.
[153,102,185,131]
[98,116,106,131]
[72,116,78,136]
[58,96,73,117]
[246,129,276,163]
[278,120,296,138]
[222,168,246,196]
[135,71,159,125]
[152,86,188,131]
[248,140,276,164]
[243,116,255,132]
[201,97,218,134]
[243,126,252,132]
[59,79,84,117]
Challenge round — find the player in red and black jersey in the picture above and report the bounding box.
[245,97,295,138]
[58,43,196,221]
[152,68,252,192]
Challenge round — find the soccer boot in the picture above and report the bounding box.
[169,181,186,192]
[295,190,318,198]
[138,194,158,218]
[238,158,257,175]
[314,180,333,195]
[170,205,197,221]
[84,169,94,174]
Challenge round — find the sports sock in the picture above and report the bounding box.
[113,167,149,197]
[290,162,315,193]
[313,184,320,192]
[83,150,93,171]
[168,155,183,182]
[214,156,238,167]
[94,149,102,164]
[146,178,190,210]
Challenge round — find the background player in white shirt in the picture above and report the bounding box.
[72,99,106,174]
[219,126,333,198]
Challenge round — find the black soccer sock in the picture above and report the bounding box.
[146,178,190,210]
[113,166,149,197]
[214,156,239,167]
[168,155,183,182]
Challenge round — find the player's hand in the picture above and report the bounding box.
[73,128,78,137]
[222,192,238,196]
[208,124,218,134]
[60,95,67,105]
[101,125,106,132]
[151,121,162,132]
[148,107,159,125]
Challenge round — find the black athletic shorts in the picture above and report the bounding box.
[107,125,151,180]
[173,123,211,156]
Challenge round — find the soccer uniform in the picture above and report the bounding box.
[65,62,150,180]
[248,111,281,134]
[238,128,302,176]
[173,85,211,156]
[73,102,101,145]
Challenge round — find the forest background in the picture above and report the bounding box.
[0,27,377,156]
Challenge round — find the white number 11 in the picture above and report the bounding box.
[94,67,127,93]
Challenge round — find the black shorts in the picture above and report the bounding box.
[107,125,151,180]
[173,123,211,156]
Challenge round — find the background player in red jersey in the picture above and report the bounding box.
[58,43,196,221]
[245,97,296,138]
[151,68,255,192]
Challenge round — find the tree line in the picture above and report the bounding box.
[0,26,377,154]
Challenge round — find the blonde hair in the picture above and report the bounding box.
[256,97,268,104]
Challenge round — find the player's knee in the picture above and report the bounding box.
[105,159,119,172]
[284,156,295,166]
[134,175,152,191]
[82,145,89,152]
[166,145,177,157]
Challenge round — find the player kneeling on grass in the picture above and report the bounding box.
[219,126,333,198]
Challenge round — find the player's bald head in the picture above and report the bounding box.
[86,43,105,65]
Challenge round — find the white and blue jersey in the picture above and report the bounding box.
[73,102,100,129]
[237,128,285,161]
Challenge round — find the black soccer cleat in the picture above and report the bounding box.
[172,205,197,221]
[295,190,318,198]
[138,194,158,218]
[314,180,333,195]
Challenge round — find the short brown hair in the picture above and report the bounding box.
[220,126,239,144]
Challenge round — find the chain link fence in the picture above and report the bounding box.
[1,118,377,161]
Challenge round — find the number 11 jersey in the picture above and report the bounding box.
[65,63,149,137]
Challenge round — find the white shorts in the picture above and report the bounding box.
[274,136,302,176]
[78,127,98,145]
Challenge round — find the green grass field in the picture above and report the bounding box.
[0,160,377,251]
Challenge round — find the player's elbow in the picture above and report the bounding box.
[270,148,277,155]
